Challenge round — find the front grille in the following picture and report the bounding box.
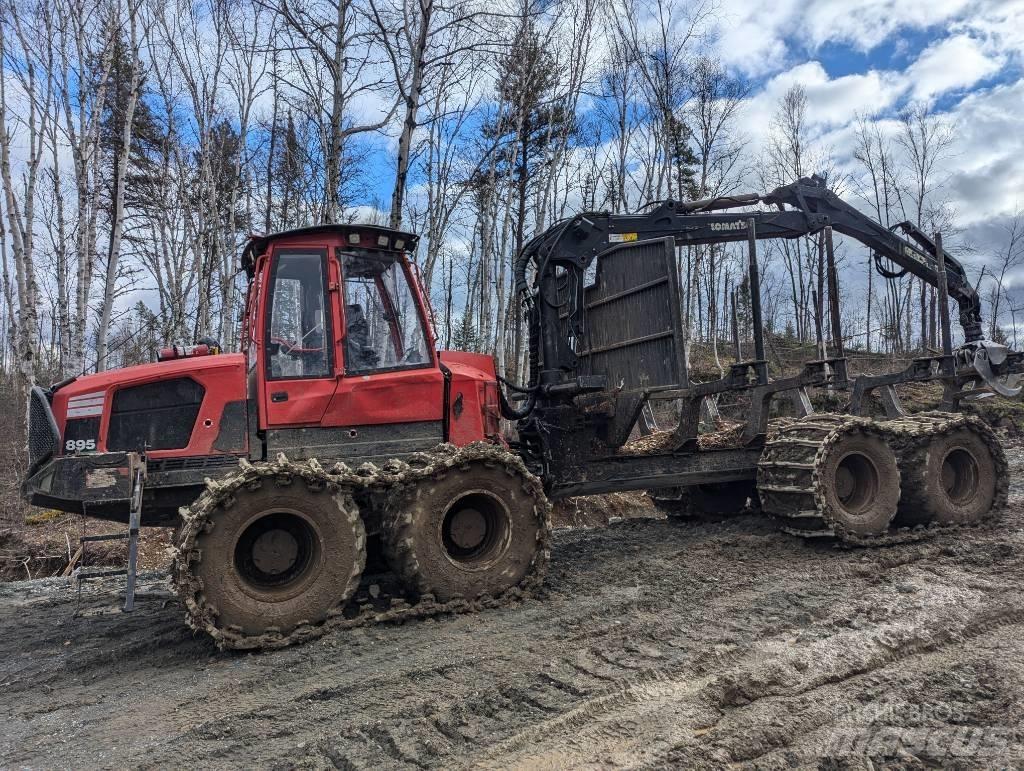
[27,386,59,474]
[149,455,240,473]
[107,378,205,451]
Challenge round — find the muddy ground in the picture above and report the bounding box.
[3,449,1024,769]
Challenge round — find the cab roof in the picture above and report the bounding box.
[241,223,419,278]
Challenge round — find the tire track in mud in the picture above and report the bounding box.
[192,528,1023,769]
[471,584,1024,769]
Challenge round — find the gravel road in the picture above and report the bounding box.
[3,446,1024,769]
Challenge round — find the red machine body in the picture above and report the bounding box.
[50,354,248,458]
[24,224,500,524]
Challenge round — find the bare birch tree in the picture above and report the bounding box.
[895,101,956,349]
[987,211,1024,341]
[273,0,398,223]
[0,0,54,389]
[95,0,144,370]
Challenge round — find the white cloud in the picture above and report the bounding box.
[732,6,1016,165]
[728,50,1023,272]
[944,78,1024,226]
[800,0,973,50]
[905,34,1003,100]
[712,0,998,78]
[712,0,800,77]
[737,62,905,157]
[961,0,1024,61]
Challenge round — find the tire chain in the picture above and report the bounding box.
[757,412,1009,547]
[173,442,553,650]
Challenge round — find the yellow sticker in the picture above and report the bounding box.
[609,233,638,243]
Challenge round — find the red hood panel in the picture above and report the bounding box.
[56,353,247,399]
[438,350,497,381]
[51,353,248,457]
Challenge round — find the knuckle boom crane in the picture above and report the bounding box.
[509,174,1016,538]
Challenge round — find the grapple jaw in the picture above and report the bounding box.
[957,340,1024,398]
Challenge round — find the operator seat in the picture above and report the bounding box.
[345,304,379,371]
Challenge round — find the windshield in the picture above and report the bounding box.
[341,250,430,372]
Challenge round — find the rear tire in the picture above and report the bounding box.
[818,431,900,536]
[897,428,998,526]
[192,477,365,637]
[384,461,546,602]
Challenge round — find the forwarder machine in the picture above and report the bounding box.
[23,176,1020,648]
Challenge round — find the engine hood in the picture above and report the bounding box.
[49,353,249,458]
[54,353,247,400]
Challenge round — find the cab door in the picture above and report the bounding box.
[260,245,340,428]
[320,247,446,460]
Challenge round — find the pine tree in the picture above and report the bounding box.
[272,113,306,229]
[453,314,482,352]
[666,113,699,201]
[481,24,577,257]
[206,119,249,235]
[96,32,162,216]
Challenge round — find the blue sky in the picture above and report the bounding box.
[708,0,1023,232]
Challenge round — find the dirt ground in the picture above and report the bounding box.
[0,514,175,582]
[3,448,1024,769]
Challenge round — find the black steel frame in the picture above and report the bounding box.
[512,176,1024,498]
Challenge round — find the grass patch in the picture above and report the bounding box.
[24,509,63,526]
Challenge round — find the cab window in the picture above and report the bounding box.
[340,250,430,373]
[266,249,331,379]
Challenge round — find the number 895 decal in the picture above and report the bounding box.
[65,439,97,452]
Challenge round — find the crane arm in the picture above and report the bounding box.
[514,175,983,343]
[763,178,982,342]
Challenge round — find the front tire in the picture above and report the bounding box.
[189,476,365,637]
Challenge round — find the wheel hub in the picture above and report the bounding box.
[251,529,300,576]
[941,448,979,503]
[448,508,487,550]
[234,511,317,590]
[835,467,855,501]
[834,452,878,514]
[440,491,510,567]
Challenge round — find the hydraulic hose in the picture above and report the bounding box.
[498,383,537,420]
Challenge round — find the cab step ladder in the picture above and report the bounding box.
[75,454,145,612]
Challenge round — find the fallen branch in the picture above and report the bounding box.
[61,546,83,577]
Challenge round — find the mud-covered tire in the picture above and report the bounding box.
[818,431,900,537]
[383,460,546,602]
[191,478,366,637]
[897,428,999,526]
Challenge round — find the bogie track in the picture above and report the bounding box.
[173,443,552,650]
[758,412,1008,546]
[173,417,1007,649]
